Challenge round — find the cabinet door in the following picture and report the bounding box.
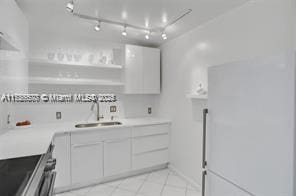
[142,47,160,94]
[104,138,131,177]
[71,142,103,185]
[53,132,71,189]
[125,45,143,94]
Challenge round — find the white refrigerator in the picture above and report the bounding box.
[203,53,295,196]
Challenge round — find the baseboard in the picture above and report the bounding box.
[168,164,201,191]
[54,163,168,194]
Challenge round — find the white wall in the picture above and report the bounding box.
[10,94,156,125]
[0,0,29,130]
[6,23,157,125]
[157,0,294,186]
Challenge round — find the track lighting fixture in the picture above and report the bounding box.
[66,0,74,13]
[122,26,127,36]
[161,32,167,40]
[145,31,151,40]
[68,4,192,41]
[94,21,101,32]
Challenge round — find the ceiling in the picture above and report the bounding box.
[18,0,248,47]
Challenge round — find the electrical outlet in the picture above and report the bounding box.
[56,112,62,120]
[7,114,11,125]
[110,106,117,113]
[148,107,152,115]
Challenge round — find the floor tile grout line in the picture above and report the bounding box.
[168,169,199,194]
[83,184,96,196]
[159,169,171,196]
[134,174,150,196]
[185,183,189,196]
[57,169,172,196]
[109,178,126,196]
[110,172,151,196]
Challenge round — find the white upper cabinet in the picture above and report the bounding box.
[124,45,160,94]
[142,47,160,94]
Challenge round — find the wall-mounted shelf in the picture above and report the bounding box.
[29,77,124,86]
[29,58,123,69]
[186,94,208,100]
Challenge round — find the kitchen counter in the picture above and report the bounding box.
[0,117,170,160]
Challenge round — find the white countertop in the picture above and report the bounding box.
[0,117,170,160]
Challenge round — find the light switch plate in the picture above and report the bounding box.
[110,106,117,113]
[56,112,62,120]
[148,107,152,114]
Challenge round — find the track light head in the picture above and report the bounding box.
[161,32,167,40]
[145,31,151,40]
[94,21,101,32]
[122,31,127,36]
[66,0,74,13]
[122,26,127,36]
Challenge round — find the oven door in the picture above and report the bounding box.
[22,145,57,196]
[38,171,56,196]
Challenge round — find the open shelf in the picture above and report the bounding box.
[29,58,123,69]
[186,94,208,100]
[29,77,124,86]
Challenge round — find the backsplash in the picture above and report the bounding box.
[8,94,157,126]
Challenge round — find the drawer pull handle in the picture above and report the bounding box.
[73,141,103,148]
[133,148,168,156]
[133,133,168,139]
[105,138,130,143]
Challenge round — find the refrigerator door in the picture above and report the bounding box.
[207,54,295,196]
[206,171,253,196]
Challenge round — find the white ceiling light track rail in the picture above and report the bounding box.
[66,0,192,40]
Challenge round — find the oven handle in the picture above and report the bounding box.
[47,172,56,196]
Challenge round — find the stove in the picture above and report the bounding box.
[0,145,56,196]
[0,155,41,196]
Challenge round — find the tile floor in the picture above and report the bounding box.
[55,169,201,196]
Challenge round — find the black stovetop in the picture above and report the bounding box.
[0,155,41,196]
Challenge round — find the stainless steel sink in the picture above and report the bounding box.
[75,121,122,128]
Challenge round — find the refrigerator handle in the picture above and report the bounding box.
[202,108,208,169]
[202,170,207,196]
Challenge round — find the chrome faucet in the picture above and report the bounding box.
[91,101,104,121]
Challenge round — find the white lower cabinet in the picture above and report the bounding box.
[53,132,71,189]
[54,123,169,190]
[133,149,169,170]
[133,134,169,154]
[132,124,170,170]
[104,138,131,177]
[71,141,104,185]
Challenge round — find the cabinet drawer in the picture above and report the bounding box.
[132,124,169,137]
[133,134,169,154]
[71,127,131,144]
[132,149,169,170]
